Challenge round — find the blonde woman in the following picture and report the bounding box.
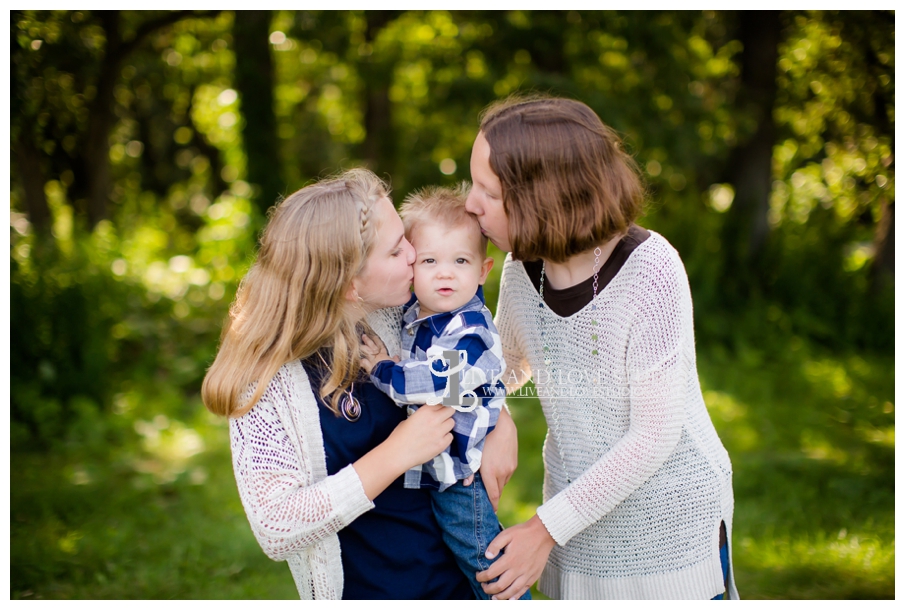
[202,169,518,599]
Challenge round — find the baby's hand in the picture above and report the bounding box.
[360,334,398,373]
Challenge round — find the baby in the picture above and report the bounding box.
[360,184,528,600]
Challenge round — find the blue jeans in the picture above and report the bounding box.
[711,535,730,600]
[430,473,531,600]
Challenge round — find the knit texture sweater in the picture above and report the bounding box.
[495,232,738,600]
[229,307,403,599]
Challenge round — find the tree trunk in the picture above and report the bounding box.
[525,10,566,75]
[859,17,894,290]
[721,10,781,293]
[358,11,399,181]
[14,132,52,234]
[81,10,219,226]
[871,198,894,291]
[232,10,283,215]
[83,11,123,227]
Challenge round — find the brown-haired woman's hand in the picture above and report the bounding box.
[476,514,556,599]
[360,333,398,373]
[478,408,518,510]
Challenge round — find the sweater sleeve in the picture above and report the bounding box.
[494,258,532,393]
[536,250,691,545]
[229,389,375,561]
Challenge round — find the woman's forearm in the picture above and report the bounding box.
[352,439,412,500]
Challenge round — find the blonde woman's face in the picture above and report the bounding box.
[353,197,416,311]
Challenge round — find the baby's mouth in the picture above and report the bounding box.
[437,288,454,296]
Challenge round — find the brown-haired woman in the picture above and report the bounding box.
[465,97,738,600]
[202,168,518,599]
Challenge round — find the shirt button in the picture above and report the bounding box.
[408,327,414,336]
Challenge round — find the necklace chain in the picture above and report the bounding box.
[538,246,602,484]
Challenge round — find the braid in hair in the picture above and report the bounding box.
[358,196,373,238]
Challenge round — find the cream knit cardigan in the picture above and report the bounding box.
[228,307,403,599]
[496,232,739,600]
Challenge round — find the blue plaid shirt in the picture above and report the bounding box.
[370,287,506,491]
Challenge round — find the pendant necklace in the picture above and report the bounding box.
[316,352,362,423]
[538,246,602,484]
[339,387,362,423]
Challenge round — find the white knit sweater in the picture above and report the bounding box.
[495,232,738,600]
[228,307,403,599]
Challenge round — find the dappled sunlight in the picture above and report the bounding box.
[799,429,849,464]
[697,343,893,598]
[854,420,894,449]
[132,415,206,485]
[736,528,894,599]
[802,358,854,399]
[702,389,760,452]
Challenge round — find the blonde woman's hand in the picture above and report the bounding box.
[360,333,398,373]
[354,404,455,501]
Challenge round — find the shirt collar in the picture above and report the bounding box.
[402,285,486,331]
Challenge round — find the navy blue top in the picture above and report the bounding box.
[302,357,474,600]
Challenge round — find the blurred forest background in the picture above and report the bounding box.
[10,10,894,599]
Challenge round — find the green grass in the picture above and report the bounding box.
[10,341,894,599]
[11,410,298,599]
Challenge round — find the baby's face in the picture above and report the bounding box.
[410,221,490,317]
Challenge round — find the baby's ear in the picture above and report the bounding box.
[479,256,494,284]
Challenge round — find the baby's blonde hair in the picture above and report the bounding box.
[202,168,386,418]
[399,183,488,255]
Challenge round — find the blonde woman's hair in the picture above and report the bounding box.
[202,168,387,418]
[399,183,488,254]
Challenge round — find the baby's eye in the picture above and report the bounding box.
[456,258,469,264]
[422,258,435,264]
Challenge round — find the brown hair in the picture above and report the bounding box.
[480,96,644,263]
[399,183,488,255]
[202,168,386,418]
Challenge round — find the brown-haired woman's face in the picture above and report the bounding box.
[352,197,416,310]
[466,131,512,253]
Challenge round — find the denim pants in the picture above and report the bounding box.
[711,535,731,600]
[430,473,531,600]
